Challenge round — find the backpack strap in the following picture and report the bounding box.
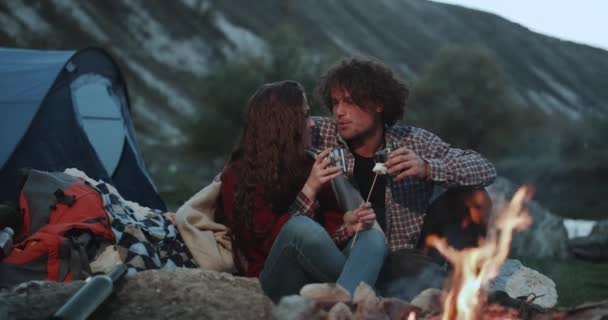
[58,240,71,281]
[53,189,77,208]
[58,233,94,281]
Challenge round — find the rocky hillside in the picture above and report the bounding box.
[2,0,607,142]
[2,0,607,214]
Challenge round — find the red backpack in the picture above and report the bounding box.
[0,170,114,288]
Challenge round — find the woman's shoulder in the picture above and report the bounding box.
[222,161,241,179]
[220,162,240,196]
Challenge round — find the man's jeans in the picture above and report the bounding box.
[259,216,387,303]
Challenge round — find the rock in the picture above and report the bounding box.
[327,302,353,320]
[568,219,608,262]
[569,237,608,262]
[273,295,322,320]
[487,177,571,258]
[489,259,558,308]
[0,269,272,320]
[489,259,525,292]
[352,282,386,319]
[379,297,412,319]
[300,283,351,305]
[590,220,608,237]
[0,280,83,320]
[504,268,557,308]
[563,219,597,239]
[410,288,443,313]
[353,305,388,320]
[352,282,379,306]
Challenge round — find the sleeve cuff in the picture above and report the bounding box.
[333,224,355,245]
[425,158,446,182]
[288,190,319,217]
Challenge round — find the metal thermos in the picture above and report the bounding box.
[52,264,128,320]
[306,147,363,211]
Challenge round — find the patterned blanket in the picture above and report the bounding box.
[65,169,198,274]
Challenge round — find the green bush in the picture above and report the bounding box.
[185,24,335,159]
[408,45,528,160]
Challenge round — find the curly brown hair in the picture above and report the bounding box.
[315,57,409,126]
[229,80,310,274]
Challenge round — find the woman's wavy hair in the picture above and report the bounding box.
[229,80,310,274]
[315,56,409,126]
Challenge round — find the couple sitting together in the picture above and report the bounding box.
[218,57,496,303]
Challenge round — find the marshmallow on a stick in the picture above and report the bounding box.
[372,163,388,175]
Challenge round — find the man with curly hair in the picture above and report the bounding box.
[312,56,497,259]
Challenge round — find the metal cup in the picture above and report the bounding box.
[305,147,346,173]
[330,148,346,172]
[374,147,392,163]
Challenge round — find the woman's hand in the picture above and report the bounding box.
[344,202,376,233]
[302,148,343,199]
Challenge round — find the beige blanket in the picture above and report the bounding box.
[175,181,235,273]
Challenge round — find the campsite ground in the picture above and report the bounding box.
[535,210,607,307]
[520,258,608,307]
[148,147,607,308]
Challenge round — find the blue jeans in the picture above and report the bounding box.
[259,216,387,303]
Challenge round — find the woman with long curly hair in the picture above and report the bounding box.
[220,80,387,302]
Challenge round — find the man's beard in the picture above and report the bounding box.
[343,125,381,150]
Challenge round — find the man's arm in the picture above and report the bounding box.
[421,129,497,188]
[386,128,496,187]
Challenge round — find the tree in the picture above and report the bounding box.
[185,24,335,159]
[408,45,524,159]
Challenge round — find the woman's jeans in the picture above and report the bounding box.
[259,216,387,303]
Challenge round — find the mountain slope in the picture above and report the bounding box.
[1,0,607,214]
[2,0,607,143]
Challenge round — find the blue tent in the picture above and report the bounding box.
[0,47,166,211]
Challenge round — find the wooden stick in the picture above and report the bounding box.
[351,173,379,249]
[365,173,379,204]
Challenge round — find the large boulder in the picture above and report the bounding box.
[590,220,608,236]
[486,177,571,258]
[489,259,558,308]
[568,219,608,262]
[0,269,272,320]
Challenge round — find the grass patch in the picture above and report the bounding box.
[519,258,608,307]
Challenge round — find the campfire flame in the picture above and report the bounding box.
[426,186,533,320]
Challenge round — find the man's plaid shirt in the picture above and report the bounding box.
[291,117,497,252]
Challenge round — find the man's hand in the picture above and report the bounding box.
[302,148,342,199]
[344,202,376,233]
[385,147,429,182]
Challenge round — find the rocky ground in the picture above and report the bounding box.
[1,268,606,320]
[0,269,272,320]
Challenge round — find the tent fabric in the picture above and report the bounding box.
[0,48,73,168]
[71,73,126,175]
[0,47,166,211]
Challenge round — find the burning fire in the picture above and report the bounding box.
[426,186,533,320]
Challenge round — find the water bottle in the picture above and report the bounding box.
[0,227,14,260]
[52,264,128,320]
